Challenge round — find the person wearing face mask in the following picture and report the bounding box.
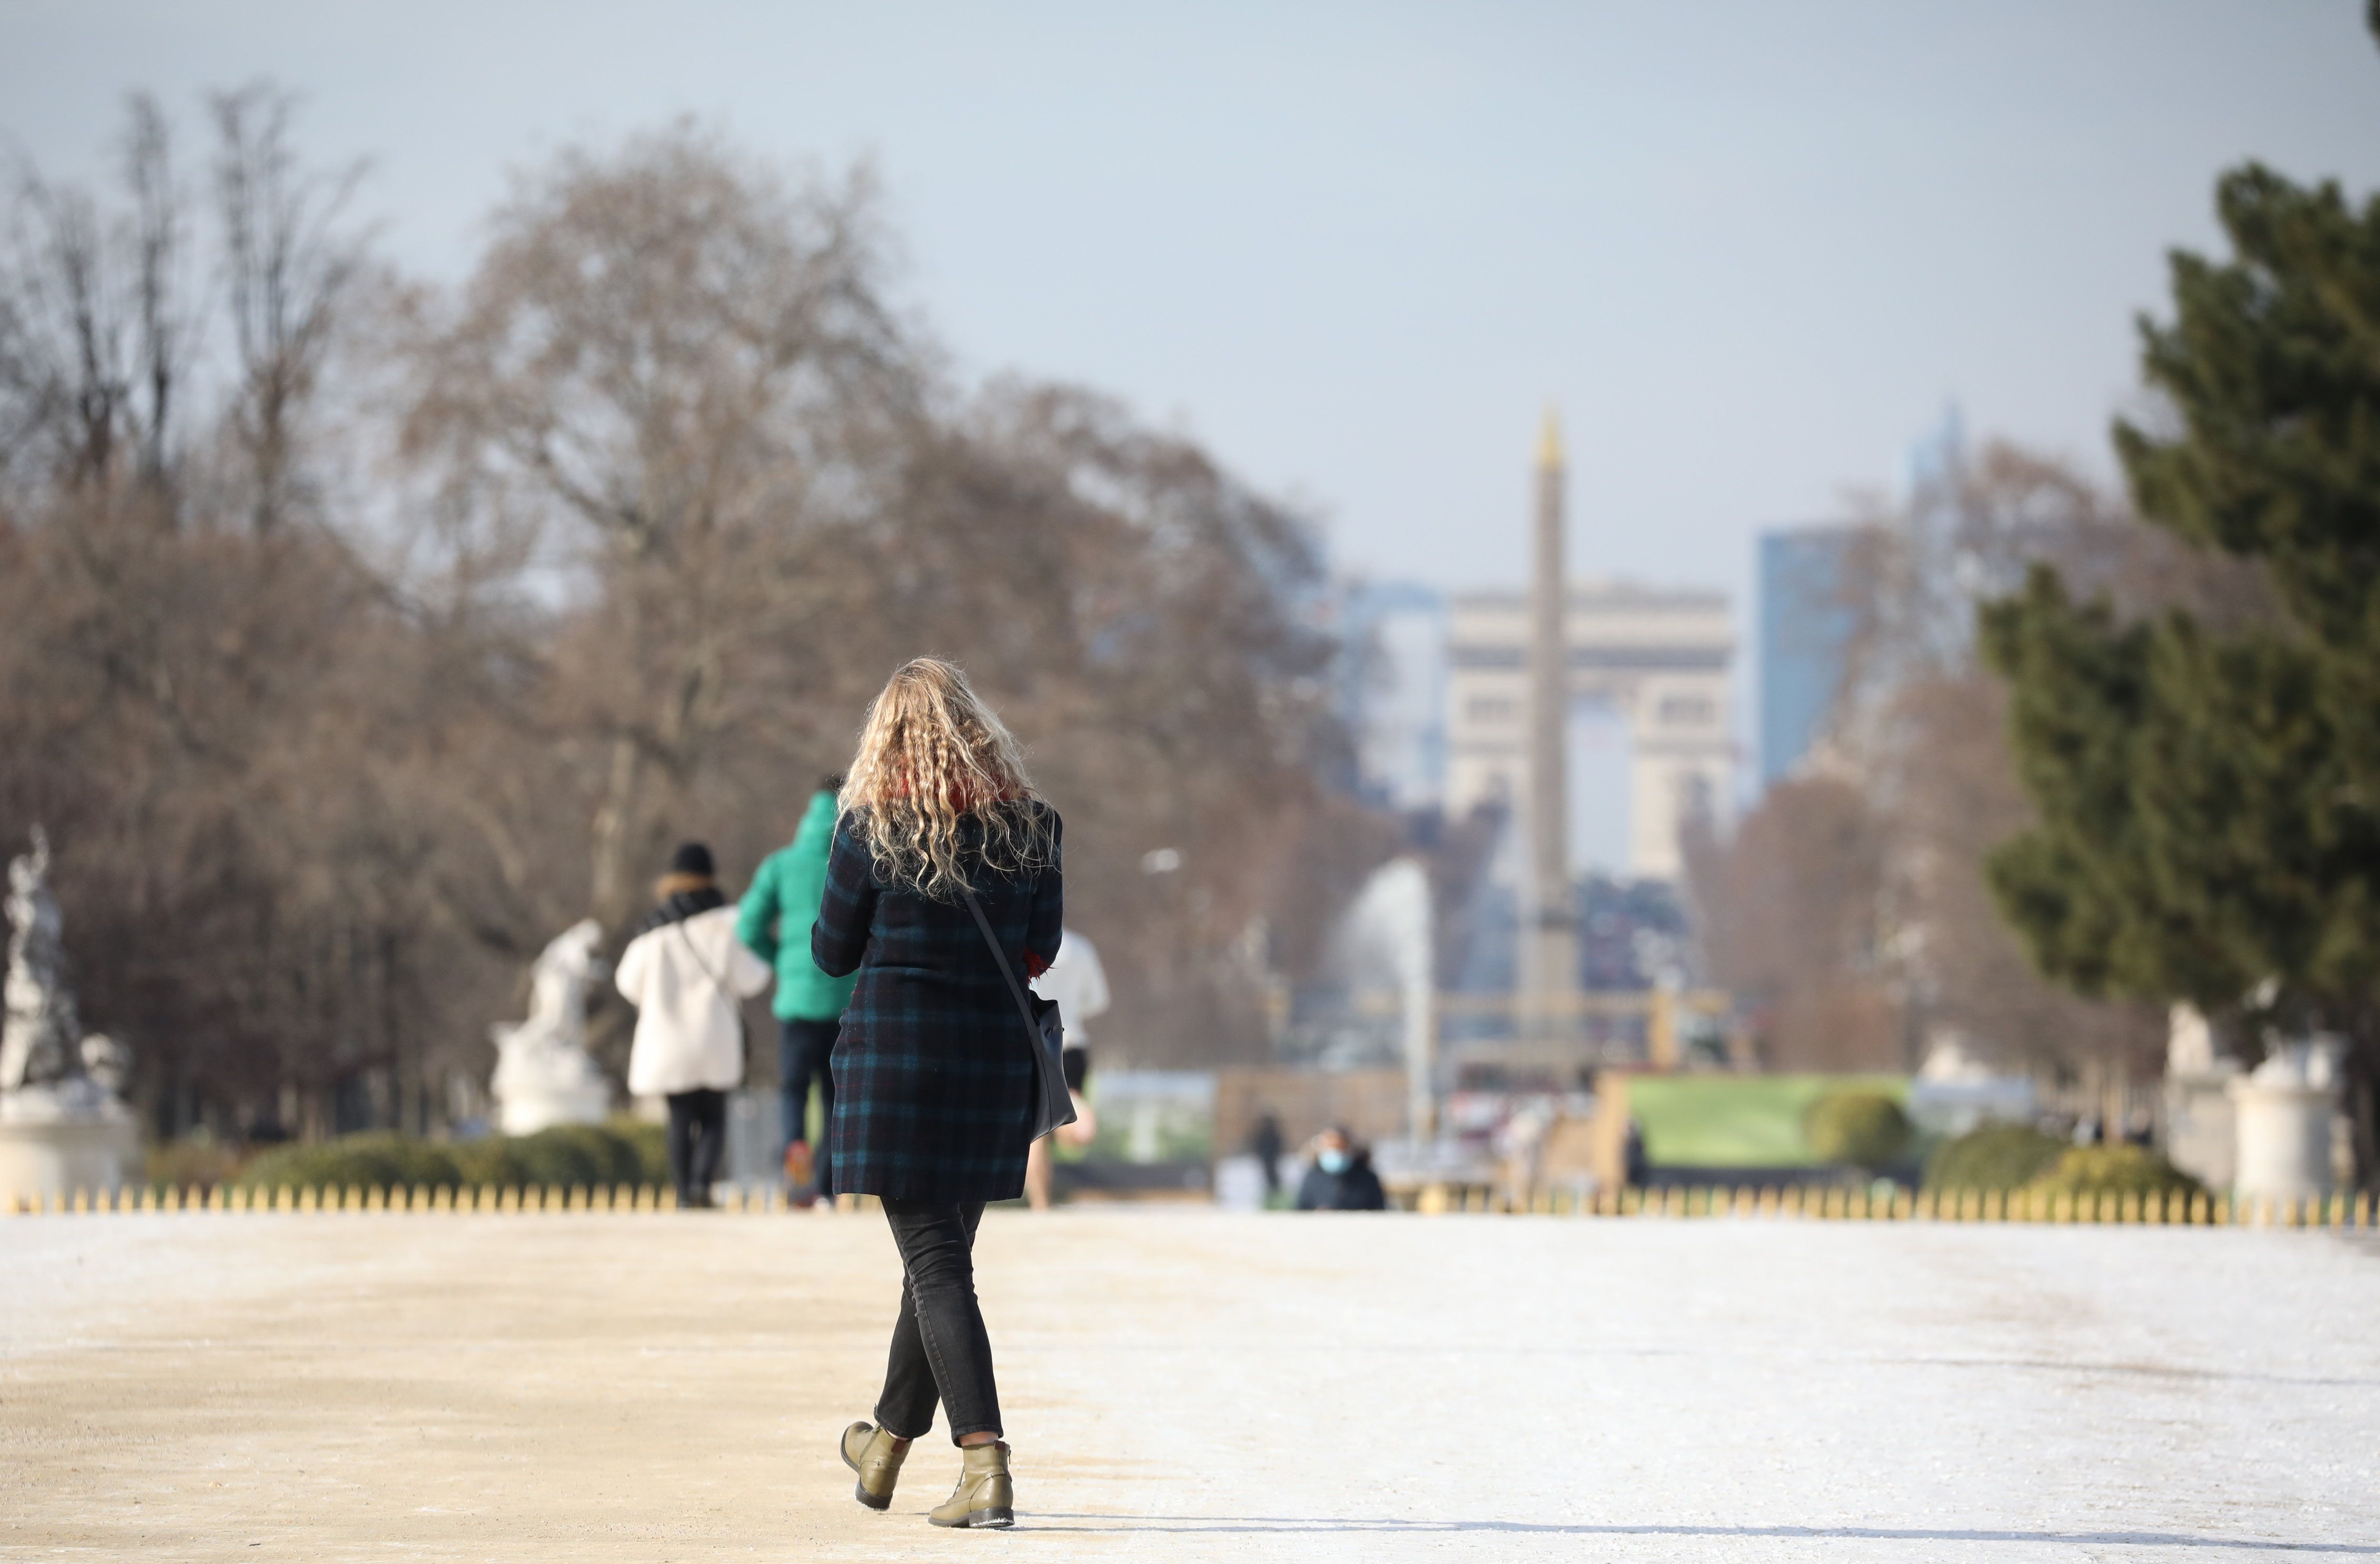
[1293,1125,1387,1211]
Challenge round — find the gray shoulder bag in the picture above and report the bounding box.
[959,884,1076,1141]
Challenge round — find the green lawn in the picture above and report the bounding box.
[1627,1074,1908,1168]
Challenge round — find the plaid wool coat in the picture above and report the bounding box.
[810,804,1063,1202]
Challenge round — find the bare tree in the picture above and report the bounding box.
[212,81,364,534]
[403,124,918,935]
[1728,443,2255,1093]
[1688,774,1901,1070]
[122,92,190,498]
[0,109,1368,1145]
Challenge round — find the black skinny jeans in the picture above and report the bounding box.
[875,1200,1001,1445]
[664,1088,727,1206]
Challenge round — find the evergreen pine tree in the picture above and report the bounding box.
[1983,77,2380,1178]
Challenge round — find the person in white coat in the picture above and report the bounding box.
[1022,926,1107,1210]
[615,842,772,1208]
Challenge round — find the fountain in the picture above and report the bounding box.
[0,829,138,1203]
[1340,857,1438,1142]
[489,919,613,1135]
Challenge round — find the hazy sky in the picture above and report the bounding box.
[6,1,2378,604]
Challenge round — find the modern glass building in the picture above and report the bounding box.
[1757,526,1859,788]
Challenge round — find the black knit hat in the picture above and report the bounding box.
[668,841,715,878]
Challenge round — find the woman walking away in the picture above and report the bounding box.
[813,658,1061,1529]
[615,842,771,1209]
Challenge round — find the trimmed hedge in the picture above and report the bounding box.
[239,1121,669,1192]
[1803,1090,1912,1170]
[2023,1143,2201,1199]
[1925,1124,2069,1193]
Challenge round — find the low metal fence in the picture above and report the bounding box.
[4,1180,2372,1227]
[1408,1181,2378,1227]
[0,1183,876,1216]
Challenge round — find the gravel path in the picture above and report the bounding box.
[2,1208,2374,1561]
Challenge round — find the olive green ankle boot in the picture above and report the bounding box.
[839,1421,909,1511]
[927,1441,1014,1529]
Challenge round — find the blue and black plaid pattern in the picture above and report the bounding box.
[811,806,1063,1203]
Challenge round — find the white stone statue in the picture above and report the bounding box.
[490,918,613,1135]
[0,829,136,1203]
[0,829,128,1125]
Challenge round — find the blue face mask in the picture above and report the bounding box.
[1317,1148,1350,1175]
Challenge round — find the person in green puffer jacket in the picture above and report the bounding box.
[738,774,859,1196]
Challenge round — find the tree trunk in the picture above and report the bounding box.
[588,735,646,933]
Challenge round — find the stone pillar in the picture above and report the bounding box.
[1519,409,1579,1046]
[2161,1004,2238,1192]
[2228,1037,2342,1202]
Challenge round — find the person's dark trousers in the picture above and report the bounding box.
[665,1088,728,1208]
[778,1017,840,1191]
[875,1200,1001,1445]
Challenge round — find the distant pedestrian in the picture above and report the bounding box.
[1294,1126,1387,1211]
[615,842,771,1209]
[1022,925,1107,1210]
[1250,1111,1286,1199]
[814,658,1060,1529]
[738,773,859,1199]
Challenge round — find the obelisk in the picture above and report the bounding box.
[1520,409,1579,1045]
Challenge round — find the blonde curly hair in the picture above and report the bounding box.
[839,658,1053,899]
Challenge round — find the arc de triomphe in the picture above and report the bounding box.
[1443,582,1734,882]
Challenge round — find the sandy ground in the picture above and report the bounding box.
[1,1208,2375,1563]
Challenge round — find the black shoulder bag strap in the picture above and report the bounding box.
[959,882,1077,1139]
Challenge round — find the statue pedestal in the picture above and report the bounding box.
[496,1080,611,1138]
[2165,1065,2240,1192]
[2229,1040,2341,1203]
[0,1115,138,1205]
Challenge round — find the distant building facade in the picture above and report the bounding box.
[1444,582,1733,881]
[1756,526,1858,787]
[1327,579,1449,812]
